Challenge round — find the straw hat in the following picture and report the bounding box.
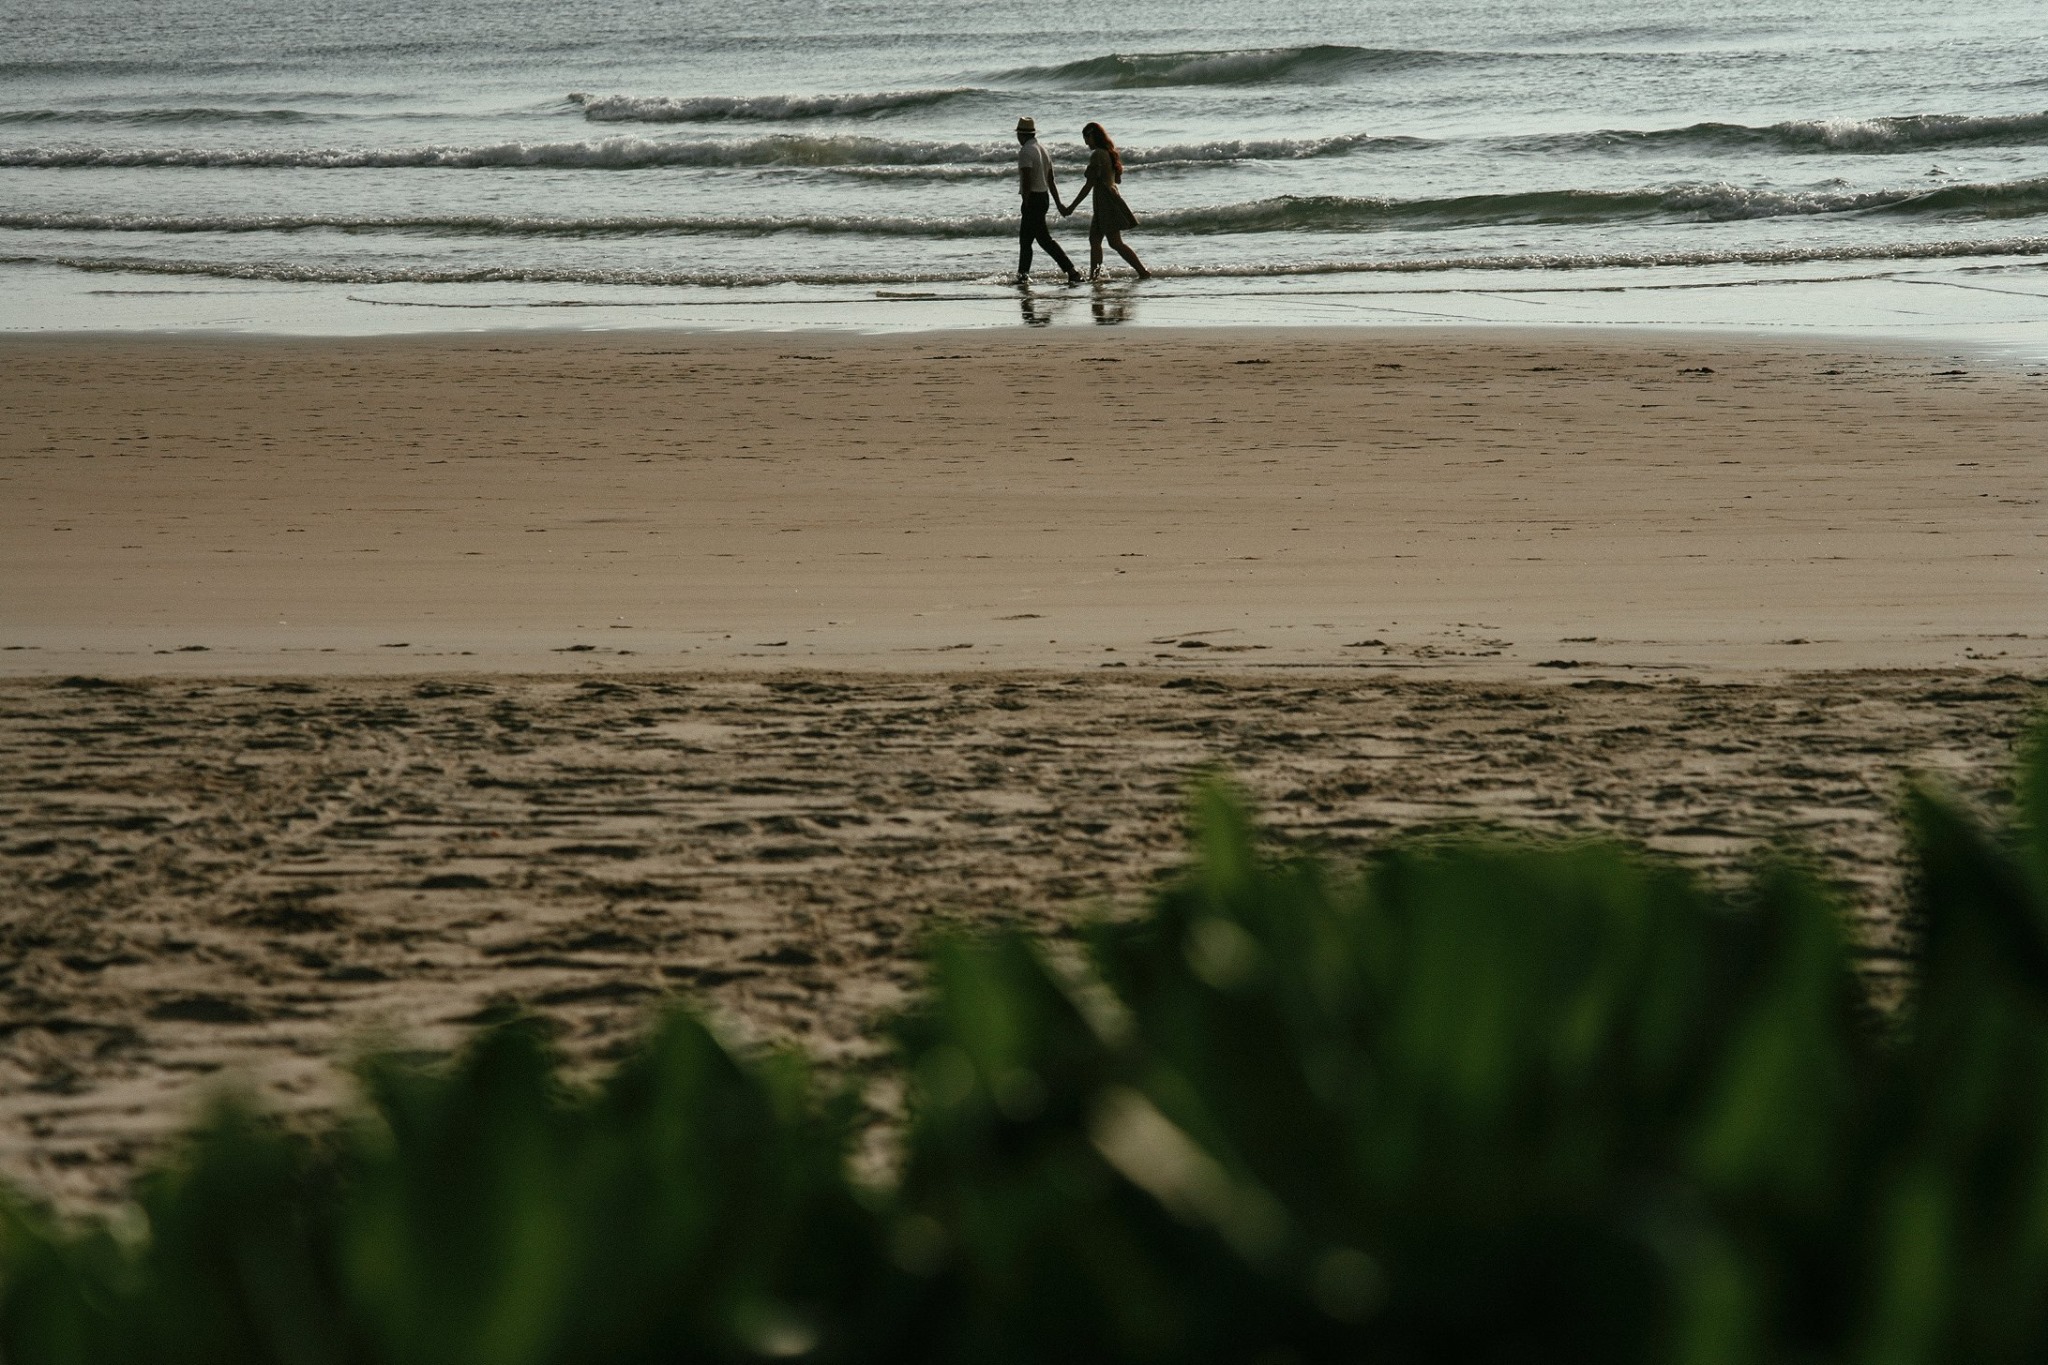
[1015,116,1036,134]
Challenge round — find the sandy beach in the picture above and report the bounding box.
[2,327,2045,1206]
[3,329,2043,677]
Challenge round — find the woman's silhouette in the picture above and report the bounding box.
[1060,121,1150,281]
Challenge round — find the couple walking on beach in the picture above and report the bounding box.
[1015,116,1149,285]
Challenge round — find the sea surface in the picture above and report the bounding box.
[5,0,2048,338]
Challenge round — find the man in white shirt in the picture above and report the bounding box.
[1015,117,1081,286]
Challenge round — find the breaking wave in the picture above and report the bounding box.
[995,45,1459,89]
[567,89,984,122]
[0,131,1395,171]
[0,136,996,170]
[0,209,1026,238]
[12,178,2045,241]
[0,106,321,125]
[1152,179,2048,229]
[14,235,2048,289]
[1533,108,2048,155]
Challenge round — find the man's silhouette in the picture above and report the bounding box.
[1014,117,1080,286]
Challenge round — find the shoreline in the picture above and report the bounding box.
[9,255,2048,362]
[4,315,2015,359]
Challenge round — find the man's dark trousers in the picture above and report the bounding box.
[1018,191,1076,278]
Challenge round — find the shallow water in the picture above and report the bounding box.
[5,0,2047,343]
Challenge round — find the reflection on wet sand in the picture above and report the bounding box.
[1091,283,1137,325]
[1017,289,1054,326]
[1014,282,1137,326]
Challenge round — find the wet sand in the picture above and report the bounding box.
[1,327,2045,1205]
[3,328,2043,677]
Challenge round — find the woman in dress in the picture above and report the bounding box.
[1060,121,1150,280]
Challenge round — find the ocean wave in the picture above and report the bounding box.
[14,236,2048,289]
[0,106,320,125]
[1164,236,2048,276]
[1128,133,1401,165]
[0,131,1391,171]
[568,89,984,122]
[1536,109,2048,154]
[994,44,1456,89]
[10,178,2045,242]
[818,134,1433,181]
[1153,179,2048,229]
[0,136,1004,170]
[0,209,1023,239]
[1753,109,2048,151]
[0,58,255,77]
[1534,20,1733,45]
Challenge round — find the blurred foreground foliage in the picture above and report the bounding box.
[5,720,2048,1364]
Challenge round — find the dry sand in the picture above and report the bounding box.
[1,328,2044,1206]
[0,668,2041,1206]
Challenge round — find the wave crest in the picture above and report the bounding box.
[16,236,2048,289]
[0,209,1020,239]
[1538,109,2048,155]
[1152,179,2048,230]
[1768,109,2048,150]
[0,131,1394,172]
[0,136,1003,171]
[568,89,983,122]
[996,45,1449,89]
[11,178,2045,243]
[0,106,318,126]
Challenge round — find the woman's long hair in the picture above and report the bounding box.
[1082,121,1122,179]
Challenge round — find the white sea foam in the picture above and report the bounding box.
[0,209,1018,237]
[11,177,2041,241]
[17,235,2048,289]
[0,136,1002,170]
[1526,109,2048,155]
[1773,110,2048,150]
